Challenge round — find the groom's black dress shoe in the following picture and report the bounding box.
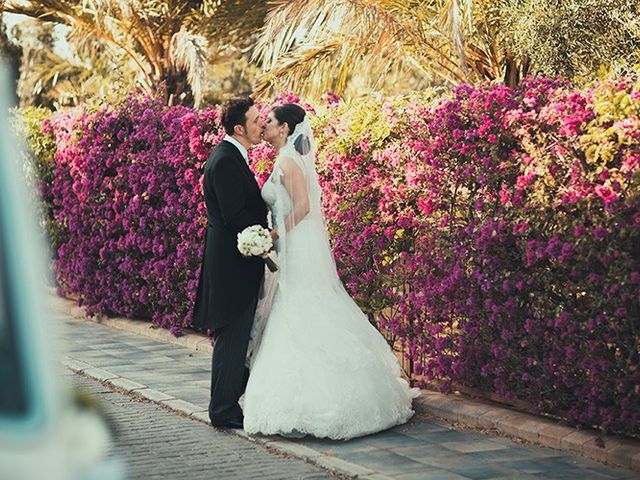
[211,416,244,429]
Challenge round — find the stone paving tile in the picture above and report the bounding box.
[538,456,639,479]
[503,459,578,476]
[608,445,640,470]
[83,367,120,381]
[361,431,434,450]
[396,420,450,435]
[71,350,116,360]
[136,388,174,402]
[109,377,147,392]
[130,379,184,390]
[403,453,488,471]
[84,342,127,349]
[499,456,629,479]
[314,455,375,477]
[191,379,213,389]
[161,351,210,362]
[160,385,209,395]
[63,345,97,352]
[161,398,207,415]
[70,373,337,480]
[407,428,488,444]
[167,395,209,407]
[121,338,172,348]
[83,357,138,367]
[58,313,638,480]
[162,394,208,406]
[467,447,559,463]
[139,369,205,380]
[446,464,513,480]
[104,364,156,374]
[339,451,432,475]
[63,358,92,372]
[136,371,209,391]
[297,437,386,455]
[98,347,148,356]
[172,366,211,376]
[125,379,179,391]
[135,342,195,352]
[144,363,205,374]
[391,445,464,462]
[393,472,471,480]
[118,353,177,363]
[438,439,508,453]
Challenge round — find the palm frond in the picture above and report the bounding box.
[170,28,208,107]
[253,41,343,97]
[194,0,271,48]
[253,0,471,99]
[17,34,133,107]
[3,0,82,24]
[2,0,269,106]
[440,0,473,72]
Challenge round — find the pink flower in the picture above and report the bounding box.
[595,185,617,205]
[515,172,535,190]
[592,227,608,240]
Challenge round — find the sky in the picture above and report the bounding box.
[3,12,73,58]
[3,12,24,40]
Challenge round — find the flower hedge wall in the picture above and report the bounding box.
[19,77,639,435]
[40,98,221,328]
[310,77,639,436]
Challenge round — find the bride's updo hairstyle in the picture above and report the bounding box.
[273,103,311,155]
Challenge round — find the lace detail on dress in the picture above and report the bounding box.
[243,264,419,439]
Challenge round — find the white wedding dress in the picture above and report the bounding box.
[242,119,418,440]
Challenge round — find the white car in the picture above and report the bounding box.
[0,63,125,480]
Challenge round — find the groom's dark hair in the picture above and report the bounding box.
[221,97,254,135]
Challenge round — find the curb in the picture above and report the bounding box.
[62,357,387,480]
[415,393,640,472]
[61,302,214,355]
[53,293,640,473]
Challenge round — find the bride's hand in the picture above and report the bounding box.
[270,228,279,243]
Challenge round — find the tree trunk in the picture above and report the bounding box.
[503,51,520,88]
[503,51,532,89]
[166,67,194,107]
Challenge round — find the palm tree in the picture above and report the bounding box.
[10,19,138,108]
[254,0,639,99]
[251,0,529,99]
[1,0,269,107]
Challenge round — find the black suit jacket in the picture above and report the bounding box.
[192,140,268,330]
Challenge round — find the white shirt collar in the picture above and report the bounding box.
[223,135,249,164]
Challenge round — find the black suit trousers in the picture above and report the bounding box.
[208,292,258,425]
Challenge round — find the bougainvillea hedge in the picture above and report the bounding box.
[20,76,639,435]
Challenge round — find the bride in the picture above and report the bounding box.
[242,103,418,440]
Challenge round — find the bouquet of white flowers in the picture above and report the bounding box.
[237,225,278,272]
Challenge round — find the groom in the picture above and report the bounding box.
[192,97,269,428]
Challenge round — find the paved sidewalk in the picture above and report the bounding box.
[52,297,638,480]
[70,372,338,479]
